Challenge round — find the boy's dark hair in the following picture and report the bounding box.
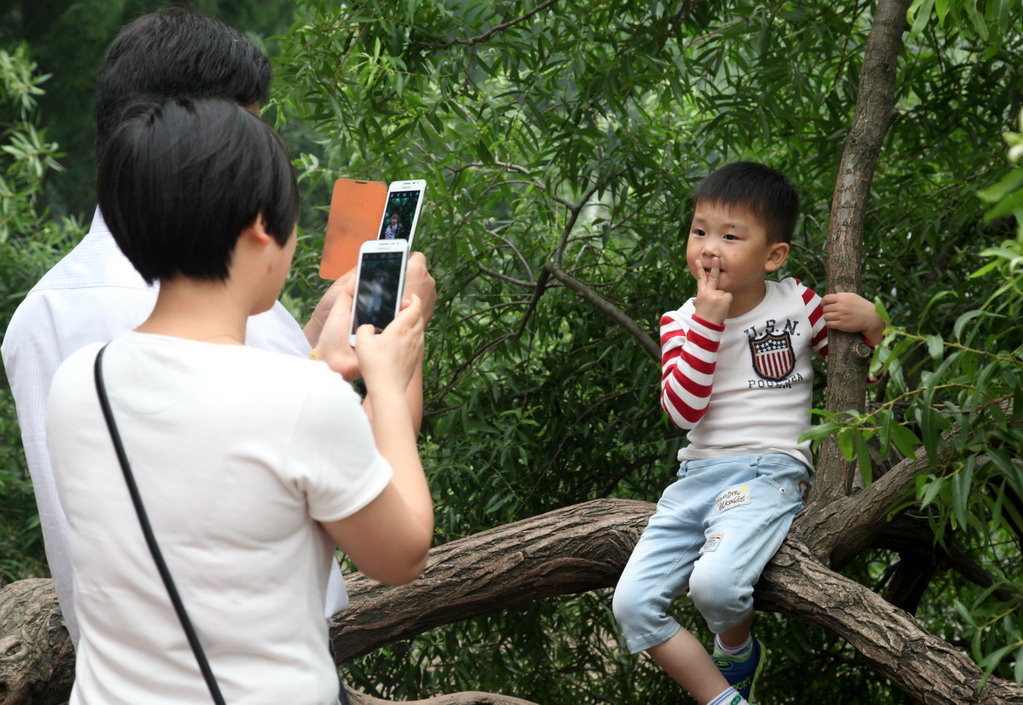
[98,97,298,284]
[694,161,799,244]
[95,7,271,152]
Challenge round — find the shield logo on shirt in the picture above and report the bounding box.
[749,331,795,381]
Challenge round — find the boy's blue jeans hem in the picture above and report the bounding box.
[612,453,810,654]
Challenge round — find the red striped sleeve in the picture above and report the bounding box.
[659,309,722,429]
[662,383,706,425]
[799,281,829,356]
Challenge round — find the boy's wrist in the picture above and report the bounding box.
[865,317,886,346]
[691,313,726,331]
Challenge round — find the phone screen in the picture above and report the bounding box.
[352,249,406,335]
[378,188,423,242]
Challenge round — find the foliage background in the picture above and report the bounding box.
[1,1,1021,703]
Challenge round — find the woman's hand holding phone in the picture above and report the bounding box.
[403,252,436,325]
[355,294,425,396]
[316,252,430,384]
[316,290,424,412]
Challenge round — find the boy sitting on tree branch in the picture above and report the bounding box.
[613,161,884,705]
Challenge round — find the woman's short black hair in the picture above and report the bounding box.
[98,97,298,284]
[95,7,271,152]
[694,161,800,244]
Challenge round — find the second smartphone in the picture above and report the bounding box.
[377,179,426,248]
[349,238,409,345]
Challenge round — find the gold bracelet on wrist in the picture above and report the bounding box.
[309,348,320,361]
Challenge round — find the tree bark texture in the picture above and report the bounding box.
[815,0,913,505]
[0,578,74,705]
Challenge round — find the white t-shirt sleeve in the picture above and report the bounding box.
[286,371,393,523]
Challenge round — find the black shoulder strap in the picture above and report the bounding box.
[94,343,226,705]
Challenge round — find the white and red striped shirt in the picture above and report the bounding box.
[660,278,828,468]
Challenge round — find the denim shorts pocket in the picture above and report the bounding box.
[758,473,805,508]
[756,458,810,507]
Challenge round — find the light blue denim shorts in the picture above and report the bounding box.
[612,454,810,653]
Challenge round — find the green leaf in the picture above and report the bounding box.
[966,0,990,40]
[890,424,921,460]
[951,458,974,529]
[953,309,987,340]
[977,167,1023,204]
[837,428,856,462]
[983,187,1023,222]
[800,421,843,442]
[908,0,936,36]
[920,476,944,509]
[977,643,1017,688]
[916,400,940,463]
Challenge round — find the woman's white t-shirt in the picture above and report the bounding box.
[47,331,392,705]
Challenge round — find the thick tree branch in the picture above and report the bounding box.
[757,539,1023,705]
[345,687,539,705]
[815,0,912,505]
[798,402,1006,568]
[328,499,1023,704]
[4,498,1023,704]
[330,499,652,662]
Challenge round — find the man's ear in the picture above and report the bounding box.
[764,241,789,272]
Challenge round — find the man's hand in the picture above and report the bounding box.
[692,256,731,325]
[313,276,361,381]
[304,269,355,347]
[822,292,886,345]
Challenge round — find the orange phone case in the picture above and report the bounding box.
[319,178,388,279]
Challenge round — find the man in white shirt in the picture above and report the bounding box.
[1,7,434,649]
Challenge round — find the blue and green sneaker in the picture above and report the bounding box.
[712,636,764,705]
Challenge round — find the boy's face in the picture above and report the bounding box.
[685,201,788,304]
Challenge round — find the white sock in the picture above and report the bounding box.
[714,633,752,657]
[707,687,748,705]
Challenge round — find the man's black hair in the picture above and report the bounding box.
[98,97,298,284]
[95,7,271,152]
[693,161,800,244]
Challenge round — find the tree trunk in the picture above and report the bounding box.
[815,0,913,505]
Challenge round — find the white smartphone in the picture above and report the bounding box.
[349,238,410,345]
[377,179,426,249]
